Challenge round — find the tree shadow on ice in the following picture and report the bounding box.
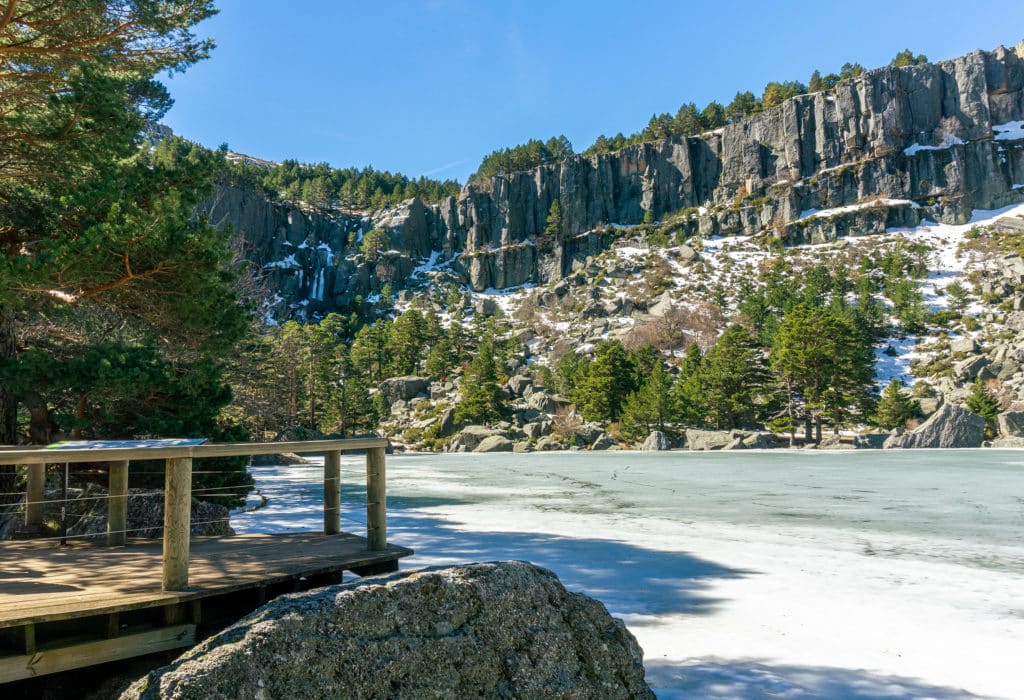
[642,658,985,699]
[386,509,752,617]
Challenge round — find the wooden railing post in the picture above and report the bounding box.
[107,460,129,546]
[162,458,192,591]
[25,463,45,527]
[323,450,341,535]
[365,447,386,551]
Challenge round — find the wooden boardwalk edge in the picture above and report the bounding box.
[0,624,196,684]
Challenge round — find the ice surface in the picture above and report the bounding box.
[234,452,1024,699]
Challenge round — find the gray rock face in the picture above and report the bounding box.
[884,403,986,448]
[685,429,733,451]
[591,433,616,450]
[997,410,1024,437]
[475,435,514,453]
[210,43,1024,318]
[378,376,431,406]
[122,561,654,700]
[641,430,672,451]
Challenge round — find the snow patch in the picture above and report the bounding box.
[902,133,965,156]
[992,119,1024,141]
[798,199,917,222]
[264,254,300,270]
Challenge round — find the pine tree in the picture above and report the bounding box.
[387,309,426,377]
[671,343,708,426]
[772,304,875,441]
[965,378,1001,438]
[891,49,928,67]
[871,379,921,430]
[455,336,504,425]
[544,199,562,238]
[621,361,675,439]
[701,324,771,429]
[946,282,970,315]
[575,341,636,422]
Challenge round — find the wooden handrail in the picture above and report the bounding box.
[4,438,391,591]
[0,438,388,465]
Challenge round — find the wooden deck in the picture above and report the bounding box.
[0,438,407,683]
[0,532,413,629]
[0,532,412,682]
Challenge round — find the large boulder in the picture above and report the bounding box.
[883,403,986,448]
[641,430,672,451]
[507,374,533,397]
[122,562,654,700]
[685,429,733,451]
[724,431,778,450]
[992,436,1024,448]
[475,435,514,453]
[949,336,978,355]
[853,433,888,449]
[526,391,571,414]
[953,355,991,380]
[997,411,1024,438]
[450,425,502,452]
[378,376,431,406]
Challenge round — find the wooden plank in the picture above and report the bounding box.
[0,624,195,683]
[0,446,194,465]
[25,464,45,526]
[162,458,192,591]
[366,447,387,551]
[107,460,129,546]
[192,438,387,458]
[0,438,388,465]
[323,450,341,535]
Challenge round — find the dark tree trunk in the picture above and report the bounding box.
[0,304,17,497]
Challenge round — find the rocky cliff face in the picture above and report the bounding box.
[207,41,1024,319]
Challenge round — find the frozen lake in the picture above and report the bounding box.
[233,450,1024,699]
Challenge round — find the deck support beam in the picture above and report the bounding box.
[162,457,192,591]
[107,460,129,546]
[323,449,341,535]
[366,446,386,551]
[25,463,45,527]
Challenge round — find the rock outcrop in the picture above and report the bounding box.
[474,435,513,453]
[641,430,672,451]
[208,42,1024,318]
[378,376,431,406]
[685,428,733,451]
[997,410,1024,438]
[883,403,986,448]
[122,561,654,700]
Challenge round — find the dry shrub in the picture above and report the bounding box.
[551,405,582,438]
[625,302,723,353]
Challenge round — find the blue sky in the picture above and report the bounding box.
[162,1,1024,183]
